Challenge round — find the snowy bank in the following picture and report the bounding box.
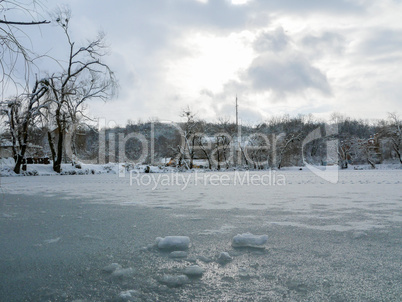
[0,158,119,177]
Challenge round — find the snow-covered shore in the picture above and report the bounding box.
[1,156,401,177]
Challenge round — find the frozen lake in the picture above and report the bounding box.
[0,169,401,301]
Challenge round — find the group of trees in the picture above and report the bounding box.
[62,111,401,171]
[0,1,116,174]
[162,112,401,170]
[1,3,401,174]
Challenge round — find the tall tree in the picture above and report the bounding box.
[379,113,402,164]
[45,9,116,173]
[0,78,49,173]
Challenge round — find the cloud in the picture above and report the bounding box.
[253,27,289,52]
[358,29,402,57]
[245,53,331,95]
[252,0,366,14]
[301,32,346,57]
[5,0,400,124]
[219,28,332,101]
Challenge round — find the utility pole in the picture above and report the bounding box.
[235,94,238,128]
[235,94,241,166]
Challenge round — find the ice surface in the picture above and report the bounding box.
[232,233,268,248]
[1,169,401,232]
[156,236,190,250]
[169,251,188,258]
[1,168,401,301]
[44,237,61,244]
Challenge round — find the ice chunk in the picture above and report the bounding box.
[183,265,204,277]
[111,267,134,278]
[217,252,232,264]
[159,274,189,287]
[102,263,122,273]
[155,236,190,250]
[232,233,268,248]
[118,289,140,301]
[169,251,188,259]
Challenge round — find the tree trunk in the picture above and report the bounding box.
[13,143,27,174]
[199,144,212,169]
[13,118,29,174]
[13,154,23,174]
[367,158,376,169]
[392,141,402,164]
[53,130,64,173]
[48,131,56,163]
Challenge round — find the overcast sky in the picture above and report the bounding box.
[8,0,402,124]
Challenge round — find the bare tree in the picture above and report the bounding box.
[276,133,302,169]
[176,107,200,169]
[212,132,232,170]
[0,0,49,99]
[338,139,351,169]
[45,10,116,173]
[196,133,212,169]
[243,133,270,169]
[380,113,402,164]
[210,118,235,170]
[0,78,49,173]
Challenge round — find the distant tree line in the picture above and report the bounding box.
[5,110,399,173]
